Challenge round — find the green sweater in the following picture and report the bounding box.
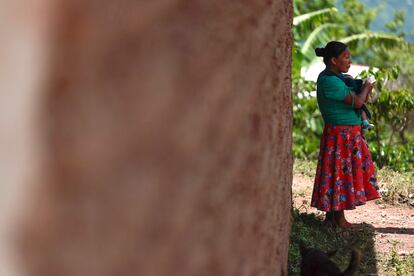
[316,72,362,126]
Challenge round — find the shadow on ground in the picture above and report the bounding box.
[374,227,414,235]
[288,209,377,275]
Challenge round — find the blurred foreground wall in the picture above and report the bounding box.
[1,1,293,275]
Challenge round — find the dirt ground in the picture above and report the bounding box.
[292,175,414,255]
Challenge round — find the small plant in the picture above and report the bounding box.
[293,159,317,177]
[382,241,414,275]
[387,241,403,275]
[377,167,414,206]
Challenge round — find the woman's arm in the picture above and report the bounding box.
[344,81,373,108]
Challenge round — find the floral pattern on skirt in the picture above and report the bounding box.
[311,124,380,212]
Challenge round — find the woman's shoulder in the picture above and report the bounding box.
[317,73,343,87]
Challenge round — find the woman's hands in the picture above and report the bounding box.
[362,80,374,102]
[344,80,374,108]
[362,80,374,91]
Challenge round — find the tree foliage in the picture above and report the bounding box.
[292,0,414,172]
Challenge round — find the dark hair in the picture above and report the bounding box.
[315,41,348,65]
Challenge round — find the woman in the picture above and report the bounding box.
[310,41,380,228]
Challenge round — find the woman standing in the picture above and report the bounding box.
[310,41,380,228]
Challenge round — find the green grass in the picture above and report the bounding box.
[291,159,414,275]
[288,209,377,275]
[376,167,414,206]
[289,209,414,275]
[379,242,414,275]
[292,159,317,178]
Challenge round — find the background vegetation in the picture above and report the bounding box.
[292,0,414,172]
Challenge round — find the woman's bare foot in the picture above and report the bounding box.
[334,211,353,229]
[325,211,334,224]
[336,220,353,229]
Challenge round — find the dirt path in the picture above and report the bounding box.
[292,175,414,255]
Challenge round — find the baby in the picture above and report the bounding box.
[343,74,376,133]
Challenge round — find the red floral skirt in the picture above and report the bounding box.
[311,124,380,212]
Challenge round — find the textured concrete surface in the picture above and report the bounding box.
[2,1,293,275]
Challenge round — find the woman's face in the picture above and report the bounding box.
[331,48,352,73]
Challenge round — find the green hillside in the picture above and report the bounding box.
[339,0,414,41]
